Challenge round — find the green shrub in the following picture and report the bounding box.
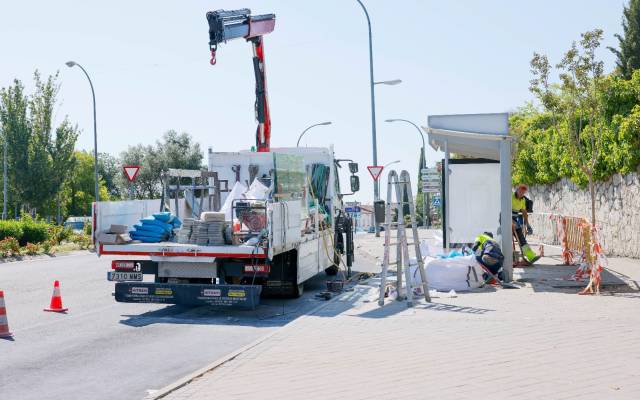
[19,215,50,245]
[0,237,20,257]
[0,220,24,242]
[41,239,57,254]
[84,221,92,236]
[22,242,41,256]
[48,225,73,245]
[69,233,92,250]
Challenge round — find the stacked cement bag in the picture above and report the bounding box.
[177,212,225,246]
[130,212,182,243]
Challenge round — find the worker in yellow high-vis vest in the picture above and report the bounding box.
[512,184,540,264]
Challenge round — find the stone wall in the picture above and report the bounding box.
[527,172,640,258]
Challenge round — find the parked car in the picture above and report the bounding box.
[64,216,91,233]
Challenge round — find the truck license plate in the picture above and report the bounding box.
[108,271,143,281]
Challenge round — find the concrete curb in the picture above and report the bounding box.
[0,250,91,264]
[146,326,281,399]
[146,277,373,400]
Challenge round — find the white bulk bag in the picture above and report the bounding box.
[245,179,270,200]
[410,254,484,291]
[220,181,248,221]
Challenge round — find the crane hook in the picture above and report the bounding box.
[210,47,217,66]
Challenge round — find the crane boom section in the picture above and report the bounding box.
[206,9,275,152]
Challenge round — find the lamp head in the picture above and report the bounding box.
[65,61,77,68]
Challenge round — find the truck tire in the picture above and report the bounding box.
[291,282,304,298]
[325,265,339,276]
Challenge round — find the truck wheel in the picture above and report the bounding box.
[325,265,339,276]
[291,282,304,298]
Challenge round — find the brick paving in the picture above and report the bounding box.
[162,231,640,400]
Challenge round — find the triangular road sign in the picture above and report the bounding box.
[367,165,384,181]
[123,165,141,182]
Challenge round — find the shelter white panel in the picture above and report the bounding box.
[448,162,500,244]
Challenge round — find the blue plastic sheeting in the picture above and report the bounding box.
[130,212,181,243]
[133,224,165,234]
[436,248,473,259]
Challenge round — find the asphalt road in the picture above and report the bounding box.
[0,251,376,400]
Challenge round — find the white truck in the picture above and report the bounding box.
[94,147,358,310]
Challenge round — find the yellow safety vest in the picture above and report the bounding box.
[512,193,526,212]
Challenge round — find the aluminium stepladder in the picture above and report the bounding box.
[378,170,431,307]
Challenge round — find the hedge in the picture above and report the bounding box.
[0,217,52,246]
[0,221,24,242]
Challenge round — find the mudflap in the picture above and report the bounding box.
[114,283,262,310]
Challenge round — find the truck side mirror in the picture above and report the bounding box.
[348,162,358,174]
[350,175,360,193]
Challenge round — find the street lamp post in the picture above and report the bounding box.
[374,80,402,86]
[296,121,332,147]
[383,160,401,169]
[1,127,6,220]
[66,61,100,205]
[385,119,429,228]
[355,0,402,237]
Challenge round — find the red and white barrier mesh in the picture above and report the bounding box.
[529,212,606,295]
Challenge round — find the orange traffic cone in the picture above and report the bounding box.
[0,290,13,338]
[44,280,68,313]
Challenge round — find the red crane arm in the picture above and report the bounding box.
[206,9,276,152]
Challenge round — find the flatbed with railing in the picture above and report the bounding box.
[99,242,267,259]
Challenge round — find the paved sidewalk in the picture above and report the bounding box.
[161,231,640,400]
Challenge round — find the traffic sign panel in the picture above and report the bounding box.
[123,165,141,182]
[367,166,384,181]
[422,181,440,188]
[422,175,440,182]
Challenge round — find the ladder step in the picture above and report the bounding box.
[385,242,416,246]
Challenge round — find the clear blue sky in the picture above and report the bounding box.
[0,0,624,202]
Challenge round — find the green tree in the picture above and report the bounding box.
[0,79,31,214]
[119,130,204,199]
[609,0,640,79]
[50,121,79,222]
[98,152,123,199]
[0,72,78,219]
[529,29,607,227]
[66,151,109,216]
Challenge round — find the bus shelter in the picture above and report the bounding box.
[424,113,514,281]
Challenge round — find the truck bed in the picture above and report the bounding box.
[99,242,266,259]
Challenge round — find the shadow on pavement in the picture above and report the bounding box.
[355,298,495,319]
[514,261,632,294]
[119,274,332,328]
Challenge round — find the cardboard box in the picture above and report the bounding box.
[97,231,131,245]
[108,224,128,234]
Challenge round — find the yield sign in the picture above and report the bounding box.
[123,165,141,182]
[367,165,384,181]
